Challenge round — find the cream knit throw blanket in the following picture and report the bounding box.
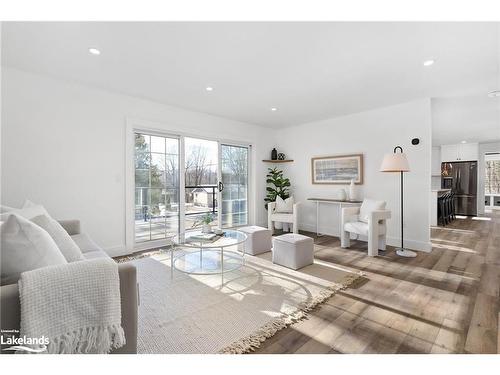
[18,258,125,354]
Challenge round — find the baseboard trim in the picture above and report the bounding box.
[104,245,131,257]
[298,222,432,253]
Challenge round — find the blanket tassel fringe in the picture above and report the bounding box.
[46,324,126,354]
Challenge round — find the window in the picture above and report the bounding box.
[134,133,179,242]
[485,153,500,195]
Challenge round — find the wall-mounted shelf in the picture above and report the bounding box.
[262,159,294,163]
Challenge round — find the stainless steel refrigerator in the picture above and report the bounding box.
[441,161,478,216]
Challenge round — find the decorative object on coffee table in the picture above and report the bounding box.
[198,213,214,234]
[311,154,363,185]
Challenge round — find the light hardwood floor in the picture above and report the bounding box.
[254,210,500,354]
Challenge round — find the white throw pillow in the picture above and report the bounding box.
[0,201,49,221]
[359,199,386,223]
[1,214,67,285]
[275,196,294,213]
[0,205,16,213]
[31,215,84,262]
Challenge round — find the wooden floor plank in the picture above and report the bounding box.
[255,210,499,354]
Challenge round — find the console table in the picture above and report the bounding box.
[307,198,363,237]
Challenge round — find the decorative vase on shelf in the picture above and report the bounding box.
[277,153,285,160]
[202,224,212,234]
[271,148,278,160]
[349,180,356,201]
[338,189,347,201]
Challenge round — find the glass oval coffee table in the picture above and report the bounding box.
[172,229,247,275]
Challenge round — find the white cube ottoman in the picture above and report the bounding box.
[239,226,272,255]
[272,233,314,270]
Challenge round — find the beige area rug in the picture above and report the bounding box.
[129,248,361,354]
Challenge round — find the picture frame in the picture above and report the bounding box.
[311,154,364,185]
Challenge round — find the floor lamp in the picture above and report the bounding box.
[380,146,417,258]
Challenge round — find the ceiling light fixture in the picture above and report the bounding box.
[423,59,435,67]
[270,107,277,112]
[88,48,101,55]
[461,140,467,144]
[205,87,213,92]
[487,90,500,98]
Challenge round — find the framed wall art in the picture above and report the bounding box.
[311,154,363,184]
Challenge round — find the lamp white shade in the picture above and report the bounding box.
[380,152,410,172]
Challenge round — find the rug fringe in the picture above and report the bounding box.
[218,272,364,354]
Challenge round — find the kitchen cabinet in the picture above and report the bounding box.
[441,143,478,162]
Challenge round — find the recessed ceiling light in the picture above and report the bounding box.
[270,107,277,112]
[487,90,500,98]
[205,87,213,92]
[423,59,435,67]
[461,140,467,144]
[88,48,101,55]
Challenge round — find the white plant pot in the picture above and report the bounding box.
[202,224,212,233]
[274,221,283,230]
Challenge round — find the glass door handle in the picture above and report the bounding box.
[218,181,224,192]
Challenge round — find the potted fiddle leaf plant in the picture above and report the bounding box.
[265,167,291,230]
[265,167,291,207]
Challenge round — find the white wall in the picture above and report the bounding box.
[431,146,441,189]
[1,67,434,255]
[1,67,273,255]
[478,141,500,215]
[276,99,432,251]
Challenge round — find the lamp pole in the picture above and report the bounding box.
[393,146,416,258]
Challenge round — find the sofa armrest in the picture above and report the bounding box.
[0,262,138,354]
[58,219,81,235]
[0,283,20,351]
[112,262,138,354]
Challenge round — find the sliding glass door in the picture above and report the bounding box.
[134,133,179,242]
[133,132,249,246]
[220,144,249,227]
[184,137,219,230]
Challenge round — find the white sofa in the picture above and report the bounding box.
[341,200,391,257]
[267,201,299,234]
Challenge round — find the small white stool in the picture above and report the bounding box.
[239,226,272,255]
[272,233,314,270]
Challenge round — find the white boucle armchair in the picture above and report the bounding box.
[341,202,391,257]
[268,201,299,234]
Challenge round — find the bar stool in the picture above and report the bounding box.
[438,193,447,226]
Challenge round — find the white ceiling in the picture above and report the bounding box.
[2,22,499,129]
